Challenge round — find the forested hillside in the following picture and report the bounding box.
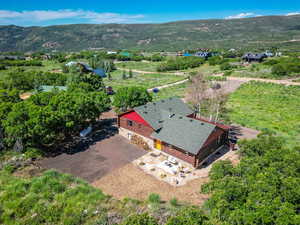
[1,15,300,52]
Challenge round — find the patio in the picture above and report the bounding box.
[132,145,232,186]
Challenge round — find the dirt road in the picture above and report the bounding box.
[224,76,300,86]
[147,79,189,92]
[117,67,186,76]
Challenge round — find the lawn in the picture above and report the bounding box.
[116,61,161,72]
[151,82,188,101]
[117,61,208,74]
[104,70,187,89]
[0,60,63,77]
[226,81,300,146]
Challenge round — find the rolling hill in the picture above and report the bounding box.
[1,15,300,52]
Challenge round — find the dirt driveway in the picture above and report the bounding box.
[40,135,147,183]
[93,163,210,205]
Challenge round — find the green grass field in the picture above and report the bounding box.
[0,60,63,77]
[151,82,188,101]
[104,70,187,89]
[226,81,300,146]
[116,61,161,72]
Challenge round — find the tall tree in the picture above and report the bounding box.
[113,86,152,113]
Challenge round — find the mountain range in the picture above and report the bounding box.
[1,15,300,52]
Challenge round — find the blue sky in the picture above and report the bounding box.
[1,0,300,26]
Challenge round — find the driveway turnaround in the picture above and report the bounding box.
[40,135,147,183]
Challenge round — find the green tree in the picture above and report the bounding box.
[2,90,110,149]
[122,70,127,80]
[113,86,152,113]
[107,72,112,81]
[201,134,300,225]
[166,207,209,225]
[129,69,133,78]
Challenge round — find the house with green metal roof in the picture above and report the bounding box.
[118,97,231,168]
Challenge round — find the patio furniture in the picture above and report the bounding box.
[168,156,178,164]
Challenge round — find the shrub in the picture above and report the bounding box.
[0,60,42,67]
[169,198,179,207]
[121,213,158,225]
[147,193,161,204]
[24,148,44,159]
[272,64,288,76]
[166,207,209,225]
[157,57,204,72]
[208,56,226,66]
[220,62,236,71]
[223,70,232,76]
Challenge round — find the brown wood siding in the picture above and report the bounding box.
[196,128,228,167]
[161,142,196,166]
[119,116,154,138]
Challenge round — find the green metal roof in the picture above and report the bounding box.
[151,114,216,155]
[134,97,194,130]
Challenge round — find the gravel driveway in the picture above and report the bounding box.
[40,135,147,183]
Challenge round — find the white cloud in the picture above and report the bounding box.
[225,12,259,19]
[0,10,145,26]
[286,12,300,16]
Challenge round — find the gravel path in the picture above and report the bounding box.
[147,79,189,92]
[224,76,300,86]
[117,67,186,76]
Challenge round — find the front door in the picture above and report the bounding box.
[155,139,162,150]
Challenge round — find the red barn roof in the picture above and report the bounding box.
[122,111,150,127]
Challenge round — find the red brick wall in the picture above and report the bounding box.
[161,142,196,166]
[119,117,154,138]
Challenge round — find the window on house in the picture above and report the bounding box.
[127,120,133,126]
[138,124,142,129]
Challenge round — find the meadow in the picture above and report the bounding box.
[226,81,300,146]
[104,70,187,90]
[151,82,188,101]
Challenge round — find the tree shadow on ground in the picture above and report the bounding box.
[46,118,118,157]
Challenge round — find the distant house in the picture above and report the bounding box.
[264,51,274,57]
[195,52,212,59]
[183,53,192,57]
[38,85,67,92]
[65,61,77,67]
[118,97,230,168]
[93,68,107,78]
[66,62,106,78]
[242,53,267,63]
[119,52,132,57]
[107,51,117,55]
